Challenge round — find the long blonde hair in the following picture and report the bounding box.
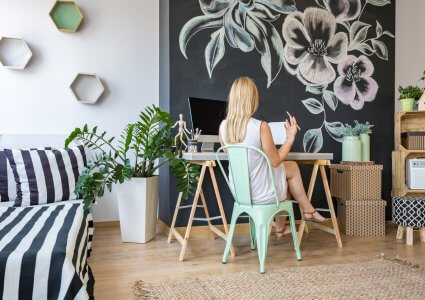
[225,77,259,143]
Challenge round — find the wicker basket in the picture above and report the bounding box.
[337,198,386,236]
[330,164,383,200]
[401,132,425,150]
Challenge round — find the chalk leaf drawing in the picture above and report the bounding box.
[366,0,391,6]
[303,128,324,153]
[323,90,338,111]
[281,0,394,152]
[205,28,226,77]
[325,121,345,142]
[302,98,324,114]
[179,0,296,87]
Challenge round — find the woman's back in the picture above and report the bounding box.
[219,118,286,205]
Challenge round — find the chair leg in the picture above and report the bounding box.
[222,209,239,264]
[406,227,414,246]
[255,221,269,274]
[396,225,404,240]
[288,208,302,261]
[249,217,256,250]
[419,228,425,243]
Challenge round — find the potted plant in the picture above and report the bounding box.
[342,123,362,162]
[398,85,424,111]
[354,121,374,162]
[65,105,199,243]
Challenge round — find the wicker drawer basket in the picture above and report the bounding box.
[401,132,425,150]
[330,164,383,200]
[337,198,386,237]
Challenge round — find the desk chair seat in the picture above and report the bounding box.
[216,145,302,274]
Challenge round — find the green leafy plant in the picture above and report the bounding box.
[65,105,200,211]
[420,70,425,82]
[354,120,374,135]
[398,85,424,100]
[342,123,360,137]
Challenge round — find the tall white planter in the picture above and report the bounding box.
[116,176,158,243]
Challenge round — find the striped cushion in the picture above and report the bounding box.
[0,151,16,202]
[4,146,87,207]
[0,148,52,202]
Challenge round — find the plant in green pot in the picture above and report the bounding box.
[354,121,374,162]
[398,85,424,111]
[65,105,199,243]
[342,123,362,162]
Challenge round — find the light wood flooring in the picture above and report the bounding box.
[89,224,425,299]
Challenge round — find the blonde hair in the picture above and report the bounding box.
[225,77,259,143]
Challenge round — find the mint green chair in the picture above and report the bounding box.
[216,144,302,273]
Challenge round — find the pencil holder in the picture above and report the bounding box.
[187,139,198,153]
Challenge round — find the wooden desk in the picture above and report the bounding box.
[167,157,235,261]
[168,151,342,262]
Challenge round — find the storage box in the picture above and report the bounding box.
[330,164,383,200]
[401,132,425,150]
[337,198,386,236]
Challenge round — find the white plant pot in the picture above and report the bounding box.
[116,176,158,243]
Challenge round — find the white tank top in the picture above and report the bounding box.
[219,118,287,205]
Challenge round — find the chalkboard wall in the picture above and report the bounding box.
[160,0,395,226]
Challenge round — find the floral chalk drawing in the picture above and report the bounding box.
[282,7,348,86]
[179,0,296,87]
[334,55,378,110]
[179,0,394,152]
[281,0,394,152]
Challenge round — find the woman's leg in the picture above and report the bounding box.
[283,161,326,222]
[275,215,291,237]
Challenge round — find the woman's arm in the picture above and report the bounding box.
[260,117,298,168]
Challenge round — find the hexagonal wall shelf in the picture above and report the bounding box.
[0,37,32,69]
[49,0,84,32]
[69,73,105,104]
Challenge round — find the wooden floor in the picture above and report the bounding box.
[89,224,425,299]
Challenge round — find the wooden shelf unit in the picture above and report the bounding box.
[392,111,425,197]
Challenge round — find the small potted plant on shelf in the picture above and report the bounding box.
[342,123,362,162]
[398,85,424,111]
[65,105,199,243]
[354,121,374,162]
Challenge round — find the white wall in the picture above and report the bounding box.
[0,0,159,221]
[395,0,425,108]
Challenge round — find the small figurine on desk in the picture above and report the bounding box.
[172,114,191,150]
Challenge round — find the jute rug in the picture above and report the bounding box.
[133,256,425,299]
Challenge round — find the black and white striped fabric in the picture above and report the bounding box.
[1,148,52,203]
[0,202,94,299]
[5,146,87,207]
[0,150,16,202]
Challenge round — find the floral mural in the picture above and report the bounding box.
[179,0,394,152]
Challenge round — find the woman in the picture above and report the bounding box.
[219,77,326,238]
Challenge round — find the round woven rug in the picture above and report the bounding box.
[133,257,425,299]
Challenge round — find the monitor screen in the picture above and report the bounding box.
[188,97,227,135]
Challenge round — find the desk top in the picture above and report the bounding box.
[182,152,333,161]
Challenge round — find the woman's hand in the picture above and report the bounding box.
[285,116,298,144]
